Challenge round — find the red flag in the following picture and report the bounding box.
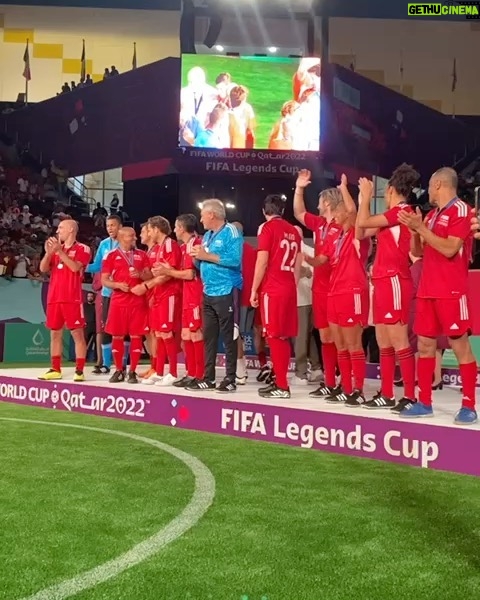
[23,40,31,81]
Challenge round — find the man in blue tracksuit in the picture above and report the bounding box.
[85,214,121,373]
[187,199,243,393]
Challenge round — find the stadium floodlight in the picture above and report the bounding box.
[268,46,278,53]
[215,44,225,52]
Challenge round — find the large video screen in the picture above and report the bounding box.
[179,54,321,152]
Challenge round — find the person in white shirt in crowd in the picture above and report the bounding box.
[292,226,323,385]
[13,252,30,278]
[17,176,29,194]
[21,205,32,225]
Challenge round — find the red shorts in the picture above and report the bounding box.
[312,291,329,329]
[46,303,85,331]
[182,305,202,332]
[260,291,298,338]
[105,301,149,337]
[373,276,413,325]
[327,290,369,327]
[150,295,180,333]
[414,295,471,338]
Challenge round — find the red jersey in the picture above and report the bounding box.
[47,242,90,304]
[257,217,301,295]
[241,242,257,306]
[417,198,472,299]
[324,227,368,295]
[182,236,203,307]
[304,212,341,293]
[372,203,413,280]
[102,248,150,307]
[147,237,182,301]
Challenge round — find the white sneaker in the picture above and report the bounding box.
[155,373,178,387]
[143,373,163,386]
[308,369,324,384]
[236,375,248,385]
[292,376,309,386]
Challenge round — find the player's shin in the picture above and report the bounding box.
[268,337,290,390]
[112,337,125,372]
[129,337,143,373]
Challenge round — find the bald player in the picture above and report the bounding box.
[398,167,477,425]
[101,227,151,384]
[39,219,91,381]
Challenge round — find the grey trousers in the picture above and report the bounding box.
[294,304,321,378]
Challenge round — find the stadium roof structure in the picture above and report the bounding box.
[2,0,473,21]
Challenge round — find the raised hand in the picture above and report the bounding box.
[295,169,311,189]
[358,177,374,203]
[398,206,423,232]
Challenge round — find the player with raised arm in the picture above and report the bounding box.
[39,219,91,382]
[293,169,342,397]
[152,214,205,388]
[356,164,420,412]
[131,216,182,387]
[101,227,150,384]
[398,167,477,424]
[306,175,369,406]
[250,194,302,399]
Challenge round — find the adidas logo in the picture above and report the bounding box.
[347,318,354,323]
[450,323,459,330]
[385,312,393,319]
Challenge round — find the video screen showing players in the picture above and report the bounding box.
[179,54,321,152]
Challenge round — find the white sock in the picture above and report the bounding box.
[237,357,247,378]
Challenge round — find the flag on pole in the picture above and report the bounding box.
[23,39,31,81]
[399,49,404,88]
[132,42,137,70]
[451,57,457,93]
[80,39,86,81]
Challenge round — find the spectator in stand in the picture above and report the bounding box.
[71,81,77,91]
[85,74,93,86]
[21,205,32,225]
[110,193,120,214]
[61,82,71,94]
[13,252,30,278]
[110,66,120,76]
[92,202,108,228]
[18,176,29,195]
[103,68,110,81]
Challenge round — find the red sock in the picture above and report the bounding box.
[460,361,477,410]
[155,338,166,376]
[379,347,395,398]
[52,355,61,372]
[268,337,290,390]
[417,356,435,405]
[258,351,267,368]
[337,350,353,394]
[112,338,124,372]
[350,350,366,392]
[183,340,196,377]
[129,337,143,373]
[397,346,416,399]
[322,342,337,388]
[75,357,86,373]
[163,336,178,377]
[193,340,205,379]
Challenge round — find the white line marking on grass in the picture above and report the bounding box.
[0,417,216,600]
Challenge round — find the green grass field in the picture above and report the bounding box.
[181,55,298,148]
[2,401,480,600]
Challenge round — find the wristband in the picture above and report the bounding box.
[144,283,149,291]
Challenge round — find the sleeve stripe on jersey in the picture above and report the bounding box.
[165,237,172,252]
[226,223,240,238]
[455,200,469,218]
[257,222,266,235]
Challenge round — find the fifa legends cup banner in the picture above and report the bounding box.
[1,375,480,477]
[175,147,322,177]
